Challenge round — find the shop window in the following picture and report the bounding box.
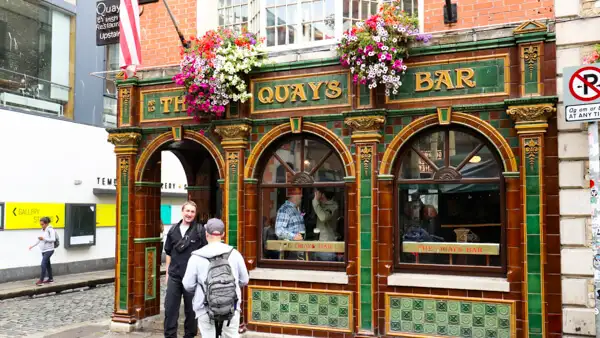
[64,204,97,248]
[0,0,73,115]
[258,135,346,269]
[395,128,505,274]
[218,0,250,33]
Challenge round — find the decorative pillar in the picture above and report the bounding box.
[107,131,142,326]
[507,103,556,338]
[215,124,251,250]
[344,115,386,335]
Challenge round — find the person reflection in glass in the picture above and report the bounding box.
[312,188,339,261]
[275,188,305,260]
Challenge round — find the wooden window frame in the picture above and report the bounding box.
[256,134,348,271]
[392,126,508,277]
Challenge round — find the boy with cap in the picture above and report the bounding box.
[183,218,249,338]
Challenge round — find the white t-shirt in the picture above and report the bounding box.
[180,224,190,238]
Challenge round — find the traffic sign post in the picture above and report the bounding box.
[564,63,600,337]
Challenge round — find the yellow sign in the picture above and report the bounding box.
[402,242,500,255]
[266,240,345,253]
[96,204,116,227]
[5,203,65,230]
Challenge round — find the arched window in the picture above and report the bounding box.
[395,127,505,274]
[257,135,346,269]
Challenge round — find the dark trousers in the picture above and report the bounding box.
[164,276,197,338]
[40,250,54,281]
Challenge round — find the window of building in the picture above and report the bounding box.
[258,135,346,269]
[103,43,119,127]
[0,0,72,115]
[214,0,420,50]
[395,128,505,274]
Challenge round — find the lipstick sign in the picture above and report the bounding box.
[564,64,600,122]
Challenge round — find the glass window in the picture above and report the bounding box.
[396,128,504,273]
[103,43,119,127]
[218,0,249,33]
[0,0,72,114]
[258,136,346,268]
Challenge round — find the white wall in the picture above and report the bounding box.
[0,109,187,269]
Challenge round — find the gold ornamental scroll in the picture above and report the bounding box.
[266,240,345,253]
[402,242,500,255]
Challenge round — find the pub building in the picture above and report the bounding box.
[108,20,560,338]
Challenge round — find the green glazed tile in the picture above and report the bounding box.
[526,195,540,215]
[528,294,542,314]
[527,235,541,254]
[526,216,541,235]
[527,254,541,273]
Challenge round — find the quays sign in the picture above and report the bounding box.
[140,88,189,122]
[250,70,351,114]
[386,55,510,104]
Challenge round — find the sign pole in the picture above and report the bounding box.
[162,0,189,48]
[589,121,600,337]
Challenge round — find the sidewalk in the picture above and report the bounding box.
[0,268,166,300]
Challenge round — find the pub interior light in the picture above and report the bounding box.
[469,156,481,164]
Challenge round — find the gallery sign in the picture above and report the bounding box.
[387,54,510,104]
[96,0,120,46]
[250,70,351,114]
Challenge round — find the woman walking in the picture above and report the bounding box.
[28,216,57,286]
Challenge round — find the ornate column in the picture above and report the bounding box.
[107,131,142,326]
[215,123,251,251]
[507,103,556,338]
[344,115,386,335]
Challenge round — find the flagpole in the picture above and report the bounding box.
[162,0,189,48]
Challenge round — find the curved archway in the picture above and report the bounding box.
[244,122,355,179]
[379,112,517,175]
[135,130,226,182]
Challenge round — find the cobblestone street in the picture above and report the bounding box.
[0,278,167,337]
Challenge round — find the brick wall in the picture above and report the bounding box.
[423,0,554,32]
[138,0,197,68]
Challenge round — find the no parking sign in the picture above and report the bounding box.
[564,63,600,122]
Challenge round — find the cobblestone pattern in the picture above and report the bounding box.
[0,279,167,337]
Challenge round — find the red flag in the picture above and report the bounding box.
[119,0,142,78]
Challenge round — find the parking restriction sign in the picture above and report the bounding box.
[564,63,600,122]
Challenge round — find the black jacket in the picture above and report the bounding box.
[164,220,207,279]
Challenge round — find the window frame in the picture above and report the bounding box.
[256,134,348,271]
[392,126,507,277]
[0,202,4,230]
[209,0,423,53]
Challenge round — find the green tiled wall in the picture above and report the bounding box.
[358,84,372,107]
[249,288,352,331]
[228,158,239,248]
[119,161,129,311]
[523,136,544,337]
[388,295,513,338]
[523,46,540,95]
[359,146,374,331]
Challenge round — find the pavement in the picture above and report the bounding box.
[0,268,169,338]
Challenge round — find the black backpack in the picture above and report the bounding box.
[200,248,238,338]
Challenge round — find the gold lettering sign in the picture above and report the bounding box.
[258,81,343,105]
[415,68,477,92]
[155,96,187,114]
[266,240,345,253]
[402,242,500,255]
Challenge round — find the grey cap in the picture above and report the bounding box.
[206,218,225,236]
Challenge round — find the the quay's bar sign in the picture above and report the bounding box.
[140,88,190,122]
[250,70,351,114]
[387,54,510,104]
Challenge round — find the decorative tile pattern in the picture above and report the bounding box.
[521,44,541,96]
[387,295,514,338]
[227,150,240,249]
[358,143,375,331]
[144,247,157,300]
[523,136,544,336]
[118,157,130,310]
[249,287,352,332]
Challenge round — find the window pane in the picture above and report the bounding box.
[233,0,241,5]
[371,1,378,15]
[398,184,501,267]
[266,0,276,5]
[266,7,276,26]
[234,5,242,23]
[287,4,298,24]
[261,187,345,262]
[343,0,350,17]
[302,23,312,41]
[351,0,359,18]
[361,1,370,19]
[277,26,287,45]
[302,2,311,22]
[275,139,302,172]
[219,9,225,25]
[277,6,286,25]
[288,25,296,44]
[325,0,335,18]
[241,5,249,22]
[266,27,276,46]
[312,1,323,21]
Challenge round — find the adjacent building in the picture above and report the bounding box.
[108,1,563,337]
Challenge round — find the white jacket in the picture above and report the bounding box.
[33,226,56,253]
[182,242,249,318]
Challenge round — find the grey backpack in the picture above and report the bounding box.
[200,248,237,338]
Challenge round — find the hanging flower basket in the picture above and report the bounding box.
[173,27,267,121]
[583,44,600,64]
[336,0,430,96]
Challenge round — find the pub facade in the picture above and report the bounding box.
[108,20,560,338]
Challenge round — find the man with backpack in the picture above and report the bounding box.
[183,218,249,338]
[28,216,59,286]
[164,201,208,338]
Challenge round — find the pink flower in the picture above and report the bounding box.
[199,129,205,135]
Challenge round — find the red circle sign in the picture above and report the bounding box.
[569,66,600,102]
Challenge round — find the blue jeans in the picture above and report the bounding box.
[40,250,54,281]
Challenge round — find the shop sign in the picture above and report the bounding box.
[387,55,509,104]
[5,202,65,230]
[96,177,187,192]
[402,242,500,255]
[96,0,120,46]
[266,240,345,253]
[250,70,351,114]
[140,89,190,122]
